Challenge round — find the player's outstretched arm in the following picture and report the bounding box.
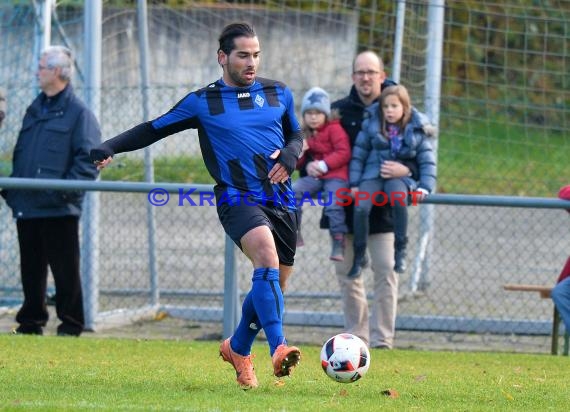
[90,121,167,169]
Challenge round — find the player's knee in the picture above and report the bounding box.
[252,246,279,268]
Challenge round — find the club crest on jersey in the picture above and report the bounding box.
[254,94,265,108]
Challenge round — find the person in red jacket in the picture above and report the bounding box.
[551,185,570,331]
[293,87,351,261]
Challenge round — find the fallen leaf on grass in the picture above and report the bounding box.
[381,389,399,398]
[414,374,427,382]
[501,389,514,401]
[339,388,349,397]
[273,380,285,387]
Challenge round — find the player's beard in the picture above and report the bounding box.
[226,65,255,87]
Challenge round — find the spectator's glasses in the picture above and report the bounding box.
[353,70,380,78]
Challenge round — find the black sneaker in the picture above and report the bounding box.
[57,326,82,337]
[12,325,43,335]
[57,331,80,337]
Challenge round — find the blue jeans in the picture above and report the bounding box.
[293,176,348,235]
[552,277,570,331]
[354,178,412,243]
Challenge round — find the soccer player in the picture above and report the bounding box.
[90,22,302,390]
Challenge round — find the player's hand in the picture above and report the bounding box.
[306,161,324,178]
[90,148,115,170]
[268,149,290,184]
[380,160,410,179]
[94,156,113,170]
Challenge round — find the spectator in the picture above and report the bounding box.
[348,84,437,276]
[310,51,413,349]
[90,22,302,390]
[3,46,101,336]
[293,87,351,261]
[551,185,570,332]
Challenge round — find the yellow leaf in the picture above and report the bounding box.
[501,389,514,401]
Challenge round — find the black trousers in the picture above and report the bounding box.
[16,216,84,335]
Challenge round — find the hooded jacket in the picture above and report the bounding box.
[349,102,437,193]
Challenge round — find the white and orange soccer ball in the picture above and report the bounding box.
[320,333,371,383]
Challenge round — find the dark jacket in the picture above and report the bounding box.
[350,104,437,192]
[4,84,100,218]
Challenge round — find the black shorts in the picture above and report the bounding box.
[217,201,297,266]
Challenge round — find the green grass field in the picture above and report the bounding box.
[0,335,567,411]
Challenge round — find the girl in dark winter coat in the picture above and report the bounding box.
[348,85,437,276]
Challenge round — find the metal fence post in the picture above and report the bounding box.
[222,234,239,338]
[81,0,102,331]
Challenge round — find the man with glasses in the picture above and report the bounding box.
[3,46,101,336]
[307,51,414,349]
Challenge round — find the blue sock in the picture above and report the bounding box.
[230,291,261,356]
[251,267,286,356]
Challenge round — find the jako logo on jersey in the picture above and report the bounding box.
[255,94,265,108]
[237,92,250,98]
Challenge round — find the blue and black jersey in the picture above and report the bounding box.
[95,77,303,210]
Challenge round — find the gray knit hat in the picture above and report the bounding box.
[301,87,331,117]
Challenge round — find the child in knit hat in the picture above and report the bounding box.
[293,87,351,261]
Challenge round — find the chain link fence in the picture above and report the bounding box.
[1,178,569,353]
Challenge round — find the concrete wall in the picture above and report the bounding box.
[100,8,358,96]
[0,6,359,154]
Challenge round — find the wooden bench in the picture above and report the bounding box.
[503,284,569,355]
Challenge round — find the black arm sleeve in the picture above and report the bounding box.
[90,122,165,162]
[278,130,303,175]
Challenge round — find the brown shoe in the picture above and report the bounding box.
[219,338,259,389]
[272,344,301,377]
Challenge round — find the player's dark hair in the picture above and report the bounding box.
[218,22,256,55]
